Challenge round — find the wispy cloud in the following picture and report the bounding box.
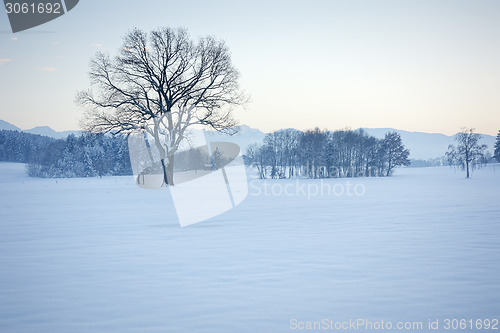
[0,59,12,66]
[92,43,103,48]
[38,67,57,71]
[52,38,68,45]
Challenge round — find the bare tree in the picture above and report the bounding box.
[77,27,246,185]
[246,143,266,179]
[447,128,487,178]
[445,144,457,168]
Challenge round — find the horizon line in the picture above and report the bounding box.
[0,119,498,138]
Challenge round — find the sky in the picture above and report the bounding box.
[0,0,499,135]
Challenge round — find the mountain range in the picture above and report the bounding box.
[0,120,81,139]
[360,128,496,160]
[0,119,496,160]
[205,125,496,160]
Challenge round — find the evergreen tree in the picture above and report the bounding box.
[494,130,500,162]
[0,130,55,163]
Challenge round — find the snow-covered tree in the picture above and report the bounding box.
[246,143,266,179]
[78,27,246,185]
[299,128,326,178]
[248,128,410,179]
[494,130,500,162]
[382,132,410,176]
[0,130,55,163]
[446,128,487,178]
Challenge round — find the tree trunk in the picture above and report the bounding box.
[466,160,470,178]
[161,154,175,186]
[143,132,155,163]
[160,158,169,186]
[167,154,174,185]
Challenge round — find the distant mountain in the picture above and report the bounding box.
[360,128,496,160]
[1,119,495,160]
[0,120,80,139]
[238,126,495,160]
[0,120,265,152]
[0,119,21,132]
[24,126,81,139]
[204,125,266,154]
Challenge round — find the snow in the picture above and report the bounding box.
[0,162,499,332]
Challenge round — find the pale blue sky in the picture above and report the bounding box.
[1,0,499,135]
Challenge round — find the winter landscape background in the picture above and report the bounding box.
[1,119,497,161]
[2,0,500,331]
[1,161,499,332]
[1,119,500,332]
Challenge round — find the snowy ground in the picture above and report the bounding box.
[0,162,499,332]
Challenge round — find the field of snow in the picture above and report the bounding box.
[1,162,499,332]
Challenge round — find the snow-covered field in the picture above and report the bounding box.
[1,162,499,332]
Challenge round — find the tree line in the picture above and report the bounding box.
[3,127,498,180]
[0,130,55,163]
[246,128,410,179]
[0,130,131,178]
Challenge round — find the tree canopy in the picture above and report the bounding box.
[78,27,246,185]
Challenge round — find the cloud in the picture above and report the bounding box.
[11,37,18,41]
[38,67,57,71]
[52,38,68,45]
[0,59,12,66]
[91,43,103,48]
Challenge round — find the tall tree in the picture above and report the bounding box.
[77,27,246,185]
[494,130,500,162]
[382,132,410,176]
[446,128,487,178]
[300,128,326,178]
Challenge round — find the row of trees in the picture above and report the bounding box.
[29,133,131,178]
[246,128,410,179]
[0,130,131,178]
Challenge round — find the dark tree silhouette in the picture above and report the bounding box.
[248,128,410,179]
[78,27,246,185]
[382,132,410,176]
[446,128,487,178]
[494,130,500,162]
